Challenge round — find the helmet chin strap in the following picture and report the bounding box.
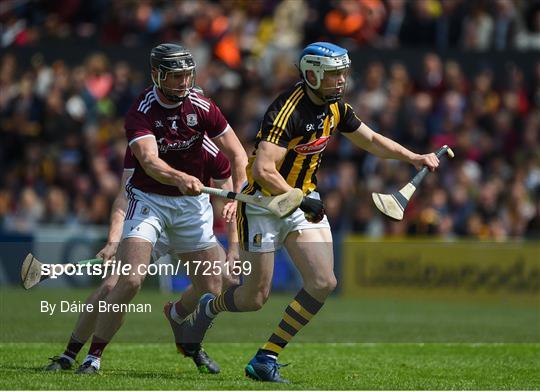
[304,71,344,104]
[308,85,328,103]
[161,89,184,103]
[306,83,343,104]
[156,83,186,103]
[322,92,341,104]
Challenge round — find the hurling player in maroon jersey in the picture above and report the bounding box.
[75,43,247,374]
[45,144,239,374]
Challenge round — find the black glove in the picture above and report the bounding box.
[299,197,325,223]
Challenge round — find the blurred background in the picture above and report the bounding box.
[0,0,539,295]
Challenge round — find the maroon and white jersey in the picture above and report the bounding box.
[123,136,231,186]
[125,86,230,195]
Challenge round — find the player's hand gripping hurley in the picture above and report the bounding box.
[201,186,304,218]
[372,145,454,220]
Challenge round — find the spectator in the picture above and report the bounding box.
[493,0,518,50]
[461,2,494,51]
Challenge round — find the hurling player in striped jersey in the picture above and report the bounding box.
[176,42,439,383]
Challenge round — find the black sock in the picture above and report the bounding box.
[63,334,85,360]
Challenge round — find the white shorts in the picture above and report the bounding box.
[238,190,330,252]
[122,185,217,253]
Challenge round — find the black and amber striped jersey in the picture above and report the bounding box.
[245,82,362,195]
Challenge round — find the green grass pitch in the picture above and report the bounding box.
[1,287,539,389]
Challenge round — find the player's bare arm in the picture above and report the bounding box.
[212,127,248,192]
[252,141,290,195]
[213,176,240,261]
[344,123,440,171]
[213,177,236,222]
[96,169,133,261]
[252,141,324,222]
[225,222,240,263]
[130,137,203,195]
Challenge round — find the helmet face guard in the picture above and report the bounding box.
[299,42,351,103]
[150,43,196,102]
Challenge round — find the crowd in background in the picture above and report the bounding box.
[1,0,540,240]
[3,0,540,51]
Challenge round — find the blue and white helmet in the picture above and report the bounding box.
[299,42,351,102]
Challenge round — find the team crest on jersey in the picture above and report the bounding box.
[294,136,330,155]
[253,233,262,248]
[186,113,198,126]
[140,205,150,216]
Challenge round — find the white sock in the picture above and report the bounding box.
[205,301,217,318]
[83,355,101,369]
[170,302,185,324]
[59,354,75,364]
